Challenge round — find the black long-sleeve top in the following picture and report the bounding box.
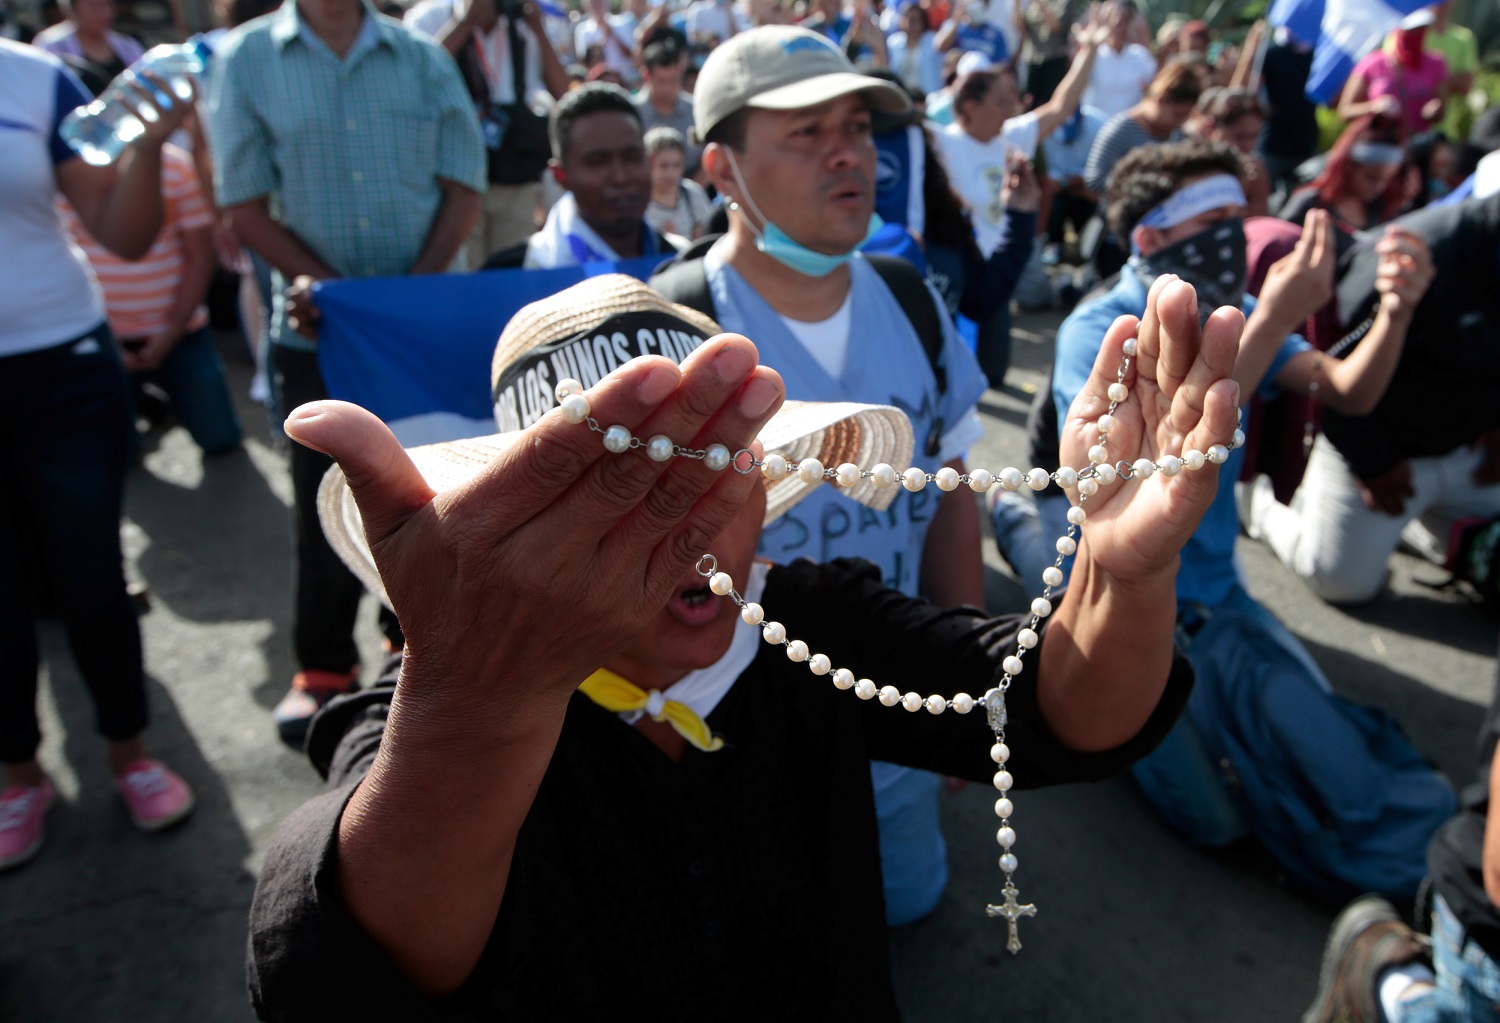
[247,558,1192,1021]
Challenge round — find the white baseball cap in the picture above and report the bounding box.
[692,25,911,143]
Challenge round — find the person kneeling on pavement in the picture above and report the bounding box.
[247,273,1241,1019]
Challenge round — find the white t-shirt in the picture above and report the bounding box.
[0,40,105,356]
[685,0,745,42]
[1082,43,1156,118]
[936,111,1039,258]
[405,0,545,104]
[778,291,854,380]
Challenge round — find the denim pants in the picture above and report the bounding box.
[0,326,147,762]
[130,326,243,455]
[271,344,365,674]
[1394,895,1500,1022]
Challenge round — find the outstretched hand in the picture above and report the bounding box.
[1058,275,1243,587]
[284,336,785,735]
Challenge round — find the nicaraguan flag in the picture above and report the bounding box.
[314,258,661,447]
[1268,0,1430,104]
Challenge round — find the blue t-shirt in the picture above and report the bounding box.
[704,246,987,598]
[1051,269,1309,609]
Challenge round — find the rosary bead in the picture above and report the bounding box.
[993,770,1014,792]
[925,695,946,714]
[1206,444,1229,465]
[1096,413,1117,435]
[854,679,876,699]
[704,444,731,472]
[1107,382,1129,403]
[1077,478,1099,497]
[1066,505,1086,525]
[1042,566,1063,588]
[809,653,831,675]
[879,685,902,707]
[902,692,923,712]
[997,825,1016,849]
[1094,462,1117,485]
[952,693,975,714]
[559,394,591,424]
[870,463,897,488]
[832,667,855,689]
[1132,458,1155,480]
[1182,449,1206,470]
[999,466,1023,491]
[1027,468,1050,492]
[1000,852,1018,874]
[762,621,787,644]
[902,467,927,491]
[1017,627,1039,649]
[602,425,632,453]
[554,377,584,401]
[761,453,790,480]
[786,639,809,662]
[835,462,861,487]
[797,457,825,484]
[1031,597,1053,618]
[1003,655,1024,676]
[934,466,961,491]
[1089,445,1109,467]
[709,572,734,596]
[647,435,674,462]
[995,797,1014,818]
[1054,467,1078,489]
[1056,536,1077,557]
[1232,428,1246,450]
[741,602,764,625]
[991,742,1010,763]
[1157,455,1183,476]
[1122,337,1138,356]
[968,468,994,492]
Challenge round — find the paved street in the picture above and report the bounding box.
[1,314,1492,1022]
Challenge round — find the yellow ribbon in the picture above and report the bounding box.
[579,669,725,753]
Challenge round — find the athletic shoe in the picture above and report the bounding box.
[115,759,195,832]
[1303,895,1430,1023]
[274,668,358,748]
[0,780,55,870]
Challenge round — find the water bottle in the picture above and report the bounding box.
[59,39,212,166]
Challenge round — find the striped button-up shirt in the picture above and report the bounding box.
[204,1,485,350]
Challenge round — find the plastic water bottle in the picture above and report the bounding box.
[59,39,212,166]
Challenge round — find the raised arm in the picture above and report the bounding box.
[286,338,784,996]
[1041,276,1242,751]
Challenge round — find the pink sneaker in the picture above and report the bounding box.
[115,760,194,832]
[0,779,55,870]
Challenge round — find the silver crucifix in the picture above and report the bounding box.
[986,882,1037,954]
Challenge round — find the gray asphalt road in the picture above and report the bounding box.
[1,316,1491,1022]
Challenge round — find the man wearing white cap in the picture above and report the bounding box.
[652,23,988,927]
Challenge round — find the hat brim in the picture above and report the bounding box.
[318,400,915,610]
[747,73,912,117]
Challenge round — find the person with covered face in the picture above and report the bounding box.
[1339,9,1449,139]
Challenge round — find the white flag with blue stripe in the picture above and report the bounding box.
[1268,0,1431,104]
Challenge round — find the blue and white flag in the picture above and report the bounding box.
[314,258,661,447]
[1268,0,1430,103]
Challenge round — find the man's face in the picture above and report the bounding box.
[555,111,651,236]
[1212,114,1264,156]
[650,145,684,191]
[901,5,925,37]
[644,56,685,96]
[1133,175,1245,256]
[715,93,877,255]
[607,483,767,687]
[961,72,1020,141]
[71,0,114,34]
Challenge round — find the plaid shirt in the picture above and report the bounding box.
[204,1,485,350]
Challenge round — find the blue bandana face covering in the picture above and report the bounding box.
[725,149,882,277]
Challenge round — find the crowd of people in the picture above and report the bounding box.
[2,0,1500,1018]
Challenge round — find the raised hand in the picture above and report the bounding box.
[1372,226,1433,319]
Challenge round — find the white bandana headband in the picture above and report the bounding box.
[1136,174,1248,232]
[1350,141,1404,166]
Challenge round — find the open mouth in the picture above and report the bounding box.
[667,581,723,627]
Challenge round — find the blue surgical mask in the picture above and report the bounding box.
[725,148,883,277]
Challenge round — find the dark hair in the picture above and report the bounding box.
[952,67,1018,120]
[1197,86,1265,127]
[919,126,981,258]
[1146,57,1205,106]
[550,82,643,162]
[643,29,688,68]
[1104,138,1246,238]
[703,107,753,152]
[1310,114,1407,221]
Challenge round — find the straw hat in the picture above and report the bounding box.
[318,275,915,606]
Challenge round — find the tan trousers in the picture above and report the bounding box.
[465,181,542,269]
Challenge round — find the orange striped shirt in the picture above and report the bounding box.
[59,144,214,340]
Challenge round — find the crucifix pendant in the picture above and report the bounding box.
[987,882,1037,954]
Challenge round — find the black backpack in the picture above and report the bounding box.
[649,237,948,456]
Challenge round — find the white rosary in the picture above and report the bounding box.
[551,339,1242,955]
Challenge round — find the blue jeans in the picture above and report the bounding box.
[0,326,147,762]
[131,326,242,454]
[1395,896,1500,1022]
